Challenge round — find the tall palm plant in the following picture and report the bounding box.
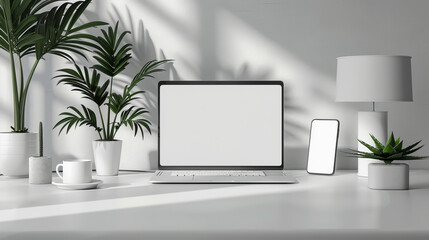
[0,0,106,132]
[54,22,171,140]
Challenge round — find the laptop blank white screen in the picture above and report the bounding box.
[159,83,283,167]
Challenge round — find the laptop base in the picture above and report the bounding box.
[150,170,297,184]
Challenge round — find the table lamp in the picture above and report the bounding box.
[336,55,413,177]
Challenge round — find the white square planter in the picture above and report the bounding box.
[368,163,409,190]
[29,156,52,184]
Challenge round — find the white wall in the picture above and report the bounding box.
[1,0,429,170]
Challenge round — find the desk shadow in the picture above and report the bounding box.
[1,178,240,210]
[0,188,311,232]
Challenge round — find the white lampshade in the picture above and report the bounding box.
[336,55,413,102]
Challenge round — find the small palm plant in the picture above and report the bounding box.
[0,0,106,132]
[348,132,427,164]
[54,22,171,140]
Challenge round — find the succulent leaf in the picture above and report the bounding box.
[386,153,403,160]
[394,140,403,151]
[385,132,395,148]
[358,139,381,154]
[383,143,396,154]
[402,140,422,153]
[347,132,427,163]
[404,145,424,155]
[370,134,385,151]
[395,137,401,146]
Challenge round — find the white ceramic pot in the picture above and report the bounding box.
[368,163,409,190]
[0,132,38,177]
[93,140,122,176]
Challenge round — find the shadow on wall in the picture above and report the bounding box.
[106,5,179,132]
[108,6,178,170]
[83,1,310,170]
[82,3,178,170]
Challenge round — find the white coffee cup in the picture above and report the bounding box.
[56,159,92,184]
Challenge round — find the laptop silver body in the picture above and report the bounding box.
[150,81,296,184]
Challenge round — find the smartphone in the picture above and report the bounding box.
[306,119,340,175]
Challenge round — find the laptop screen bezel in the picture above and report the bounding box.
[158,81,284,170]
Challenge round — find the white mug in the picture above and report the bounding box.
[56,159,92,184]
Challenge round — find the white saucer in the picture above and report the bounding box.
[52,179,102,190]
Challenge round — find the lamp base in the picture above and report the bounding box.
[357,111,387,177]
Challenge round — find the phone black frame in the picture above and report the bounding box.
[306,119,340,175]
[158,80,284,170]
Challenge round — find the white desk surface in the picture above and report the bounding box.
[1,170,429,240]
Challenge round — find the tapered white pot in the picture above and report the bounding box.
[93,140,122,176]
[0,132,38,177]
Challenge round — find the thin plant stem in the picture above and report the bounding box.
[17,55,24,102]
[110,112,119,140]
[2,4,20,131]
[8,51,19,131]
[96,129,102,140]
[98,106,107,140]
[106,76,114,140]
[19,59,40,131]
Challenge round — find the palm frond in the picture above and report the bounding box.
[90,21,132,77]
[107,89,144,114]
[127,59,172,94]
[55,64,109,106]
[0,0,49,54]
[119,106,151,139]
[31,0,107,60]
[54,104,101,136]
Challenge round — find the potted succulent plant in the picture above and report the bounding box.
[348,132,427,190]
[54,22,171,176]
[0,0,106,177]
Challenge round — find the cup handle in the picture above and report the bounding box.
[56,164,64,180]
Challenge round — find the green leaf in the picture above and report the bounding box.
[395,137,401,146]
[55,65,108,106]
[385,132,395,148]
[383,143,396,154]
[400,156,428,160]
[348,133,427,162]
[68,21,107,34]
[358,139,381,154]
[34,0,104,61]
[119,107,152,139]
[54,104,101,135]
[386,153,403,160]
[404,145,424,156]
[370,134,385,151]
[394,140,403,151]
[402,140,422,153]
[90,21,132,77]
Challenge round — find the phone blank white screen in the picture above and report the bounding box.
[307,120,339,174]
[159,84,282,166]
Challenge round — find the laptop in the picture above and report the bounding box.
[150,81,296,183]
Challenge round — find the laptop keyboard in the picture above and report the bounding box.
[170,171,266,177]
